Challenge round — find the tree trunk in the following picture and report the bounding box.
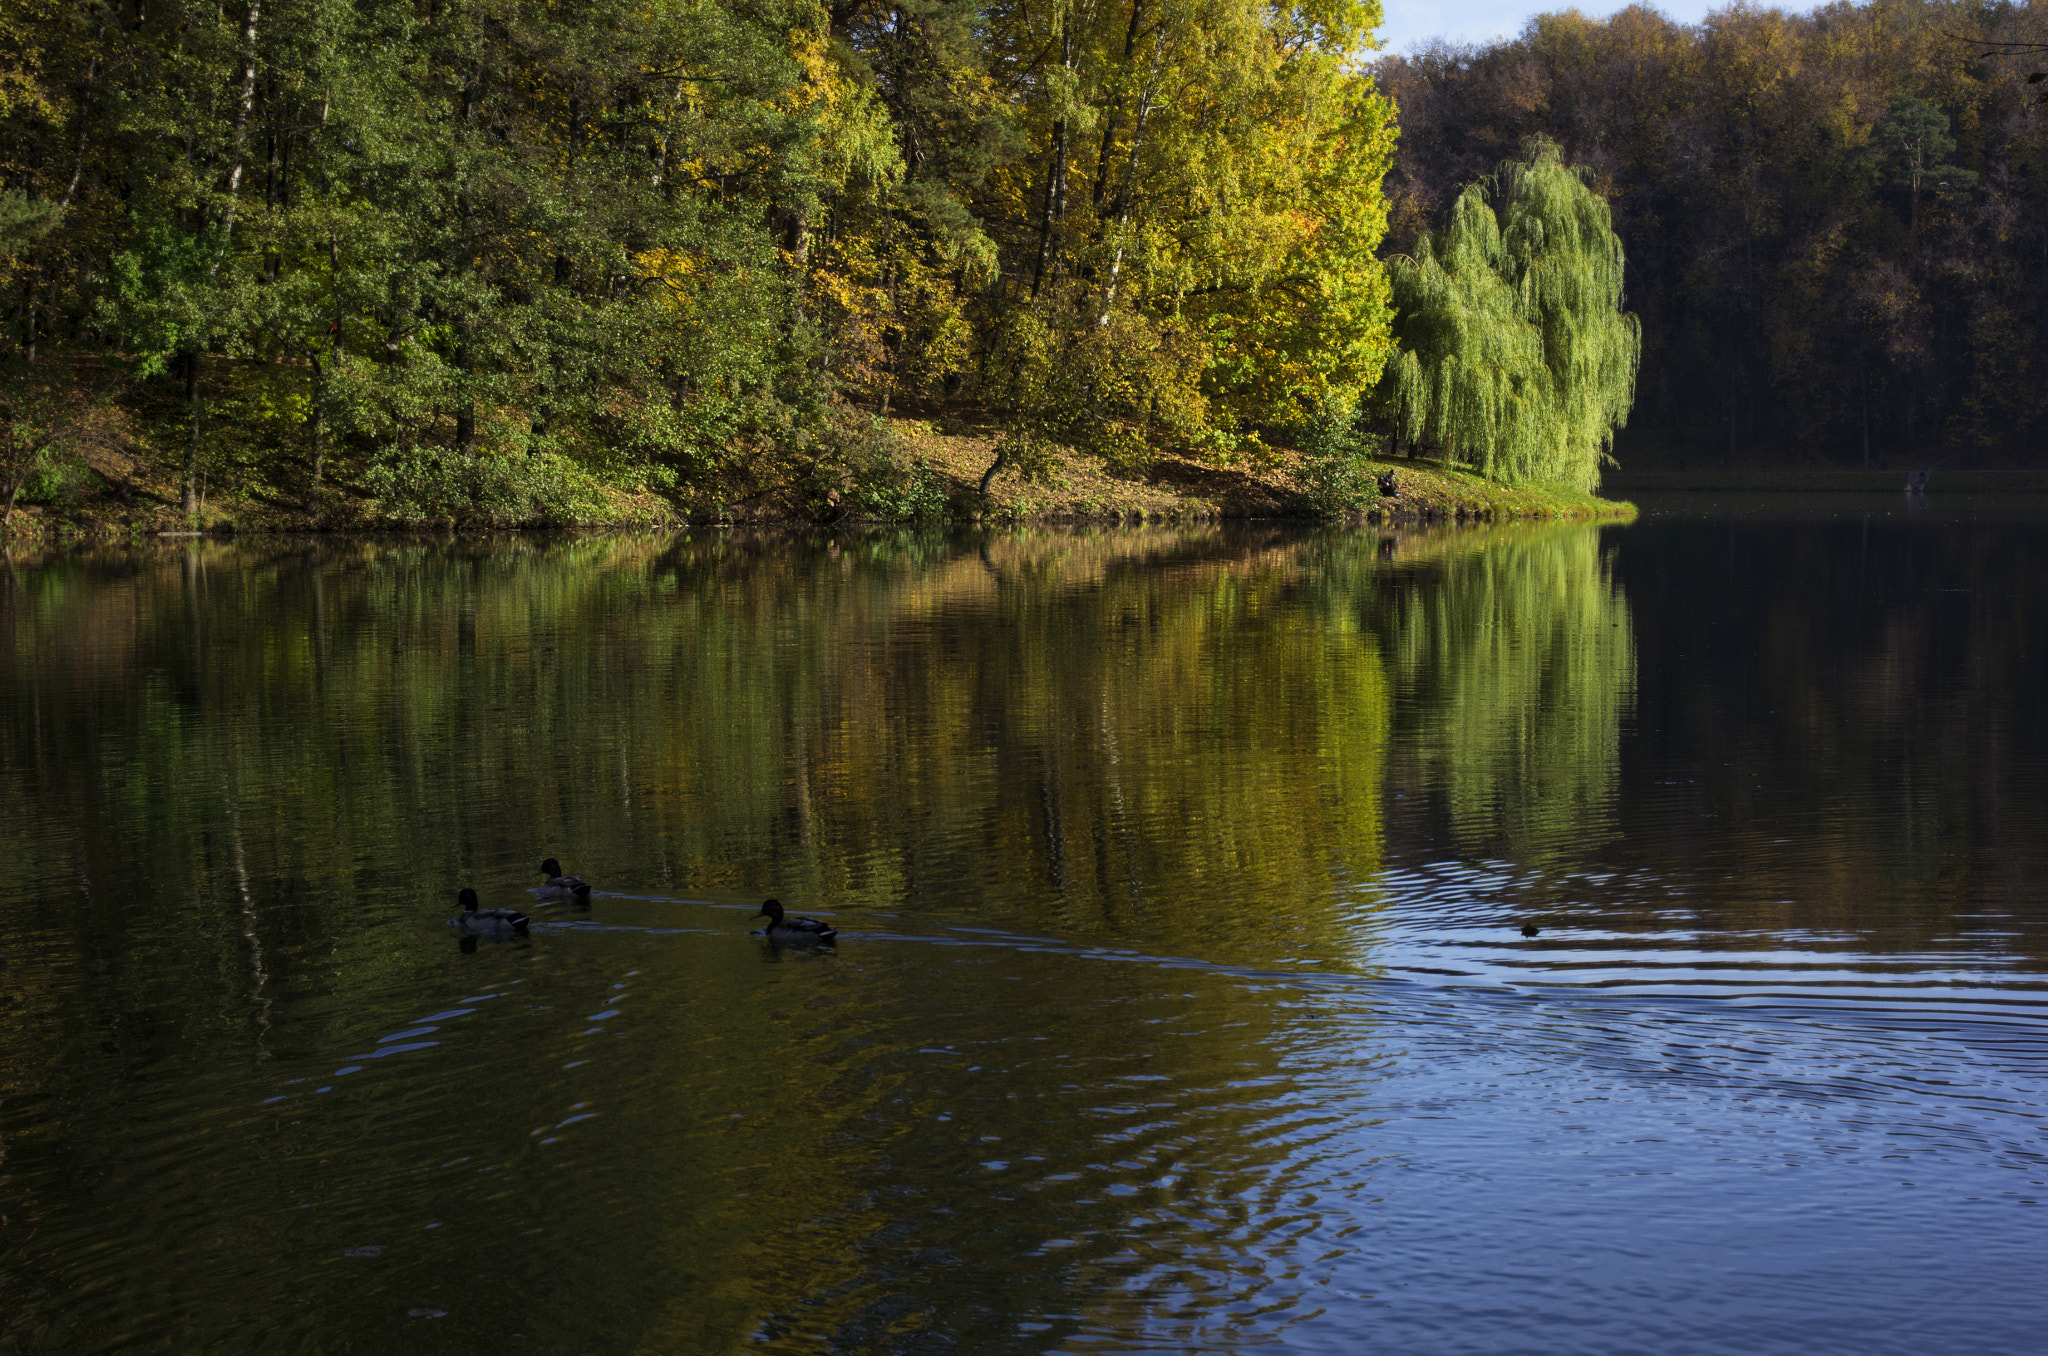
[217,3,263,247]
[263,123,279,282]
[309,228,339,518]
[183,351,203,516]
[1090,0,1147,211]
[783,207,811,324]
[455,330,474,452]
[1031,24,1075,301]
[1098,81,1156,323]
[978,444,1008,499]
[60,57,98,210]
[1032,126,1068,300]
[306,353,324,518]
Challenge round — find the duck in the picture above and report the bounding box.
[755,898,837,944]
[451,887,530,935]
[1521,923,1542,938]
[537,858,593,905]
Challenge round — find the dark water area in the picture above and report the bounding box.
[1,497,2044,1354]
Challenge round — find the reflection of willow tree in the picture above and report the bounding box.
[1372,524,1637,861]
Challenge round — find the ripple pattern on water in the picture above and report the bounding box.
[4,519,2047,1354]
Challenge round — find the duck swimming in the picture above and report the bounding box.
[755,898,836,944]
[537,858,593,905]
[452,887,530,934]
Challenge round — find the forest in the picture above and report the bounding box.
[0,0,1406,527]
[1376,0,2048,471]
[0,0,2042,530]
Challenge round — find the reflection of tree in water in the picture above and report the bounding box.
[0,525,1646,969]
[0,529,1419,1351]
[777,526,1395,960]
[1616,510,2048,945]
[0,527,1409,1101]
[1372,525,1637,863]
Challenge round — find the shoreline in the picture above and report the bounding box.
[4,418,1636,542]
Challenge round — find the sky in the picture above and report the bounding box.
[1374,1,1726,56]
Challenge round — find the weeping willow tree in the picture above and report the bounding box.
[1375,137,1640,491]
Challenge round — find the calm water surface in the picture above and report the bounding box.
[2,497,2045,1353]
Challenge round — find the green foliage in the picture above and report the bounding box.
[0,188,60,258]
[1377,138,1640,492]
[949,0,1400,467]
[1870,98,1979,213]
[362,446,615,526]
[1,362,127,531]
[18,451,92,505]
[829,415,950,521]
[850,455,951,522]
[1290,393,1383,515]
[980,310,1221,476]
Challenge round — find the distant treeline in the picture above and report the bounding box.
[1376,0,2048,469]
[0,0,1401,525]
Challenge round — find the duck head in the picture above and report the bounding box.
[458,887,480,912]
[539,858,562,878]
[756,898,785,923]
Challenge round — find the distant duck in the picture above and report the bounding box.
[452,887,530,935]
[1521,923,1542,938]
[537,858,593,905]
[755,898,837,944]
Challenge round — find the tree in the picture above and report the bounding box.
[1374,136,1640,491]
[828,0,1399,474]
[1870,97,1979,230]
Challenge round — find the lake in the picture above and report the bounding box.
[2,496,2044,1354]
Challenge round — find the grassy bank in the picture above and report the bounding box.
[4,416,1634,541]
[885,419,1632,525]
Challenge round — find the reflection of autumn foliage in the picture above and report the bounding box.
[1,363,130,532]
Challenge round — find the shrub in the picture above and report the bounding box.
[362,445,614,525]
[1291,395,1383,516]
[810,415,945,522]
[19,450,95,505]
